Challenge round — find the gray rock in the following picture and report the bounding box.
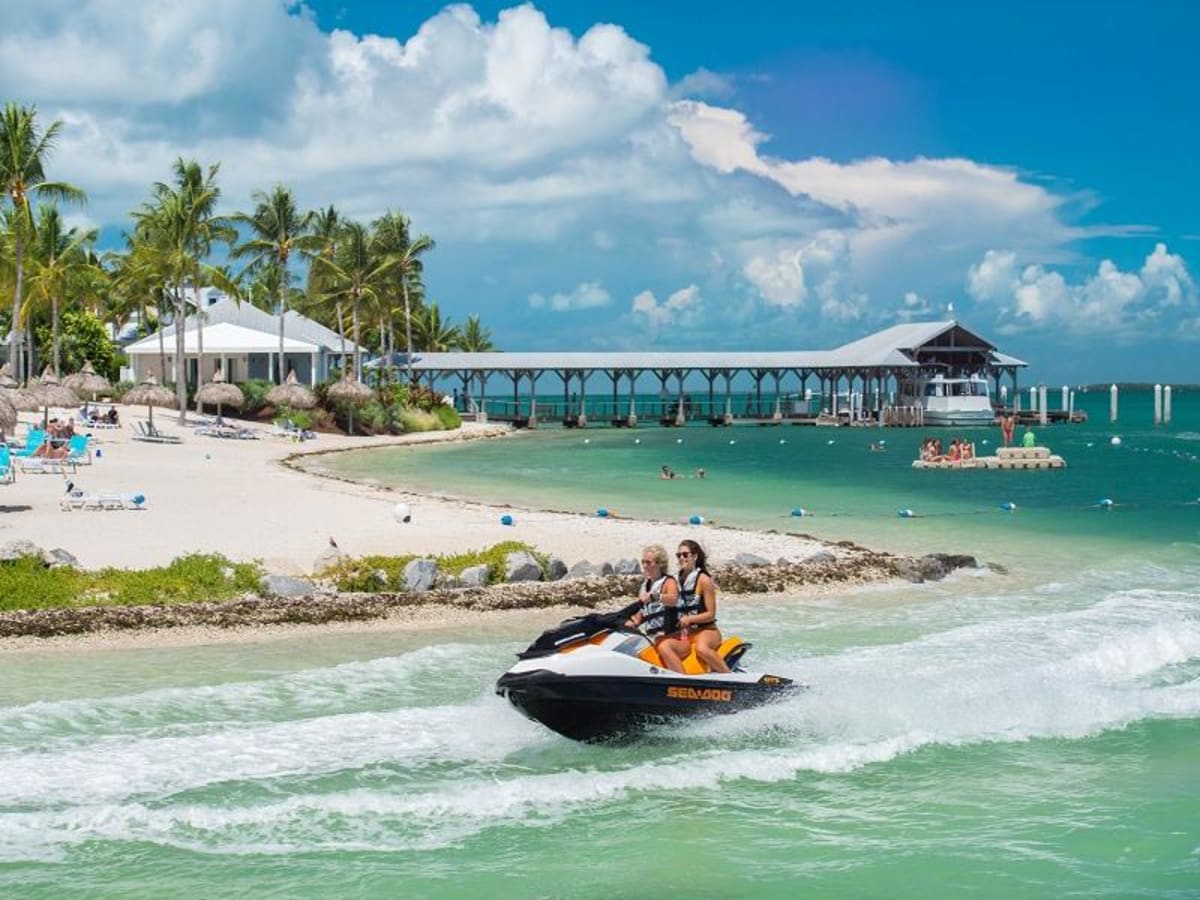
[313,547,345,574]
[567,560,595,578]
[505,551,542,583]
[438,573,463,589]
[895,553,978,583]
[371,568,389,587]
[404,558,439,592]
[42,548,80,569]
[613,558,640,575]
[459,564,491,587]
[260,574,316,598]
[734,552,771,568]
[0,540,43,563]
[804,550,837,564]
[546,557,568,581]
[599,561,615,576]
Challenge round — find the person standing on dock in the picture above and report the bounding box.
[1001,414,1015,447]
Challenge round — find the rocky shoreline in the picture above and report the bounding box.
[0,549,983,640]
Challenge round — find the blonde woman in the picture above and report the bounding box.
[625,544,684,673]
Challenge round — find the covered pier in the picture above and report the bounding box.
[373,321,1026,428]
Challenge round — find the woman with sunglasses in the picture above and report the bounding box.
[625,544,685,673]
[673,539,730,673]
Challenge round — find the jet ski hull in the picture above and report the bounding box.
[496,668,795,742]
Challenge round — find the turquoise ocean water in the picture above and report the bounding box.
[2,391,1198,897]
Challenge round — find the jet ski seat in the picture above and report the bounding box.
[638,636,751,674]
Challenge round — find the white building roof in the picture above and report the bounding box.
[124,322,318,355]
[147,297,364,355]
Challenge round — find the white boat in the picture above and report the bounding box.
[901,373,995,427]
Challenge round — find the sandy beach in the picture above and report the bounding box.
[2,407,838,575]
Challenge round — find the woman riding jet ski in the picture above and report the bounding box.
[495,600,796,742]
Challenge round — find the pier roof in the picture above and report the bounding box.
[377,320,1025,373]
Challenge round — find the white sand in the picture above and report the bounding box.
[2,407,835,575]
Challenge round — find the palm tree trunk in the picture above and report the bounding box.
[194,284,205,411]
[51,295,60,375]
[336,301,346,371]
[402,280,414,384]
[277,285,286,385]
[352,296,361,380]
[173,286,188,425]
[156,301,166,382]
[10,227,24,382]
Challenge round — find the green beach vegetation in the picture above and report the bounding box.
[0,553,264,612]
[0,543,547,613]
[0,101,495,435]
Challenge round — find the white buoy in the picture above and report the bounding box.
[1154,384,1162,425]
[1165,385,1173,424]
[1110,384,1118,423]
[676,437,683,444]
[584,438,591,444]
[634,438,641,444]
[827,439,835,445]
[1111,436,1122,446]
[393,503,412,524]
[779,439,786,444]
[729,439,736,445]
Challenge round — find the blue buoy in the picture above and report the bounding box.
[500,513,514,526]
[596,508,609,518]
[1000,501,1017,511]
[688,514,704,525]
[131,494,146,506]
[897,508,915,518]
[791,507,809,517]
[94,448,102,459]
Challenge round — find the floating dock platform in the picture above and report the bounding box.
[912,446,1066,470]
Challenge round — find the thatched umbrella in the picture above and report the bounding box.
[0,390,16,438]
[31,367,81,426]
[327,370,374,434]
[195,369,244,419]
[123,374,177,428]
[266,370,317,410]
[63,361,113,409]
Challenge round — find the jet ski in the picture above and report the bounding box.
[495,600,797,742]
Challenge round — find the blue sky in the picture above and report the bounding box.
[2,1,1197,381]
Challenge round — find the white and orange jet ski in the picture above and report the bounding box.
[495,601,797,741]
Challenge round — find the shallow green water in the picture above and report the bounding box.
[2,391,1198,897]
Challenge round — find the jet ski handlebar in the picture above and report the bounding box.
[516,599,649,659]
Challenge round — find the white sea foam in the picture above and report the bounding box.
[1,567,1196,861]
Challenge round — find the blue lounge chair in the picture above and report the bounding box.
[14,429,45,457]
[0,446,13,484]
[64,434,92,465]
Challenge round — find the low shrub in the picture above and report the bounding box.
[0,553,265,612]
[239,379,275,414]
[111,380,135,401]
[434,404,462,430]
[276,407,314,430]
[397,407,440,433]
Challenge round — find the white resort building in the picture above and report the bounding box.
[122,296,365,386]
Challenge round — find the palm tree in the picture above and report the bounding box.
[371,211,434,383]
[0,103,85,381]
[232,186,318,384]
[303,205,346,369]
[310,221,401,379]
[411,302,460,352]
[23,205,99,375]
[132,158,232,422]
[456,314,494,352]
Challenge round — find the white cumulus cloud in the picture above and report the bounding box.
[631,284,703,333]
[528,281,611,311]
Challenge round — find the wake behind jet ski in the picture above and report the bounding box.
[496,600,797,742]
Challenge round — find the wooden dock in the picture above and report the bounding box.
[912,446,1066,470]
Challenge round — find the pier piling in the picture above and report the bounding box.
[1110,384,1118,423]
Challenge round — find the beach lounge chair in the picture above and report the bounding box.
[60,487,146,511]
[0,446,13,484]
[132,421,182,444]
[14,429,46,457]
[17,454,77,475]
[64,434,92,465]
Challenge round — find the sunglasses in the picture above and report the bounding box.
[675,552,692,558]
